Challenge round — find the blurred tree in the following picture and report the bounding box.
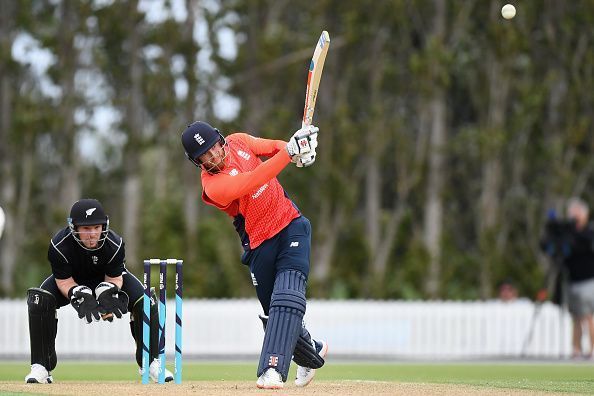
[0,0,18,295]
[0,1,56,294]
[93,0,150,272]
[1,0,594,300]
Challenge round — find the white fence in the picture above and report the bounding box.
[0,299,573,360]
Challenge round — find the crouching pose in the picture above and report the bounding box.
[181,121,328,389]
[25,198,172,383]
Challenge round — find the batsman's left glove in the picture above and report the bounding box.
[95,282,129,319]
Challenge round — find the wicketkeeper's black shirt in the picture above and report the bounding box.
[48,227,125,282]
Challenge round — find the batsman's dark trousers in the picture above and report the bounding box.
[242,215,311,314]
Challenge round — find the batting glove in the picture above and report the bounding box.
[69,285,103,324]
[286,125,319,159]
[294,150,317,168]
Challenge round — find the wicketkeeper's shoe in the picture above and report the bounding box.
[25,363,53,384]
[256,368,284,389]
[295,339,328,387]
[138,358,174,382]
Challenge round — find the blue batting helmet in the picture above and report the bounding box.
[181,121,225,167]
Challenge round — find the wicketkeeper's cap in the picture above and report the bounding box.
[68,198,108,226]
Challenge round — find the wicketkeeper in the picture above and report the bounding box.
[25,198,173,383]
[181,121,328,389]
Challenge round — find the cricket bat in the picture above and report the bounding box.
[302,31,330,128]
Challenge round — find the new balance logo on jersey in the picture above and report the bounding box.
[33,294,40,304]
[92,256,99,265]
[268,356,279,367]
[85,208,96,217]
[237,150,251,160]
[194,133,205,145]
[229,169,239,176]
[290,241,299,247]
[251,272,258,286]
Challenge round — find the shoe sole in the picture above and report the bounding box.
[257,384,284,389]
[25,378,53,384]
[295,341,328,387]
[149,377,174,383]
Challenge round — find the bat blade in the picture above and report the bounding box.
[302,31,330,128]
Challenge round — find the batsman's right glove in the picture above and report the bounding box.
[69,285,103,324]
[95,282,129,320]
[286,125,319,161]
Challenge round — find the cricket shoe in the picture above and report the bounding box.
[138,359,174,382]
[25,363,53,384]
[256,368,284,389]
[295,339,328,387]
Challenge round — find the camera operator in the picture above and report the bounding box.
[544,198,594,358]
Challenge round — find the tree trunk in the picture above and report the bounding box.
[477,5,510,299]
[365,28,388,273]
[242,2,266,132]
[0,0,17,295]
[58,1,81,208]
[423,0,447,298]
[311,202,345,284]
[309,56,350,285]
[182,0,201,265]
[423,93,446,298]
[123,0,143,271]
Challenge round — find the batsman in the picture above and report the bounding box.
[182,121,328,389]
[25,198,173,383]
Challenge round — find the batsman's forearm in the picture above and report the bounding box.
[205,149,291,206]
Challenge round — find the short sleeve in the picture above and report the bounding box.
[105,238,125,278]
[48,241,72,280]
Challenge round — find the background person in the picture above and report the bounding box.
[563,198,594,358]
[498,279,519,303]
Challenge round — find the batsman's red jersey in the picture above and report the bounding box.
[201,133,300,250]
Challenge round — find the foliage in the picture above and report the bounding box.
[1,1,594,301]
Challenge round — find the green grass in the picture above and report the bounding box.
[1,361,593,394]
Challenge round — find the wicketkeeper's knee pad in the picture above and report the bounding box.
[257,270,307,381]
[131,288,159,367]
[27,288,58,371]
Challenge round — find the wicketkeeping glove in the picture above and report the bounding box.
[69,285,103,324]
[286,125,319,160]
[95,282,129,319]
